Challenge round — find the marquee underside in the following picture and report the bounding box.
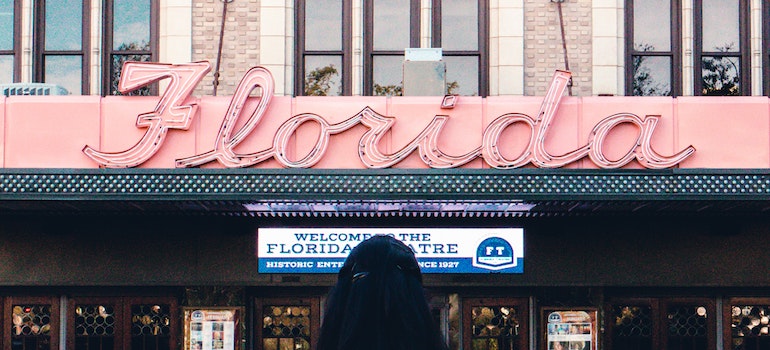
[0,168,768,216]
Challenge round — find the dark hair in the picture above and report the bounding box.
[317,235,448,350]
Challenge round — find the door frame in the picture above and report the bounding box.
[254,296,321,350]
[4,296,60,350]
[462,297,530,350]
[605,297,716,350]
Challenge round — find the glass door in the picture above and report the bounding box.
[67,296,177,350]
[462,297,529,350]
[255,297,319,350]
[606,297,716,350]
[5,296,59,350]
[724,297,770,350]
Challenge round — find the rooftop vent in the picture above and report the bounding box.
[0,83,69,96]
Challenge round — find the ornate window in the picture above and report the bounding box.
[462,298,528,350]
[606,298,715,350]
[256,297,319,350]
[68,297,177,350]
[6,297,59,350]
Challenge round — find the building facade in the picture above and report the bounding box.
[0,1,769,350]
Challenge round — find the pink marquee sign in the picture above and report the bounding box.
[79,61,695,169]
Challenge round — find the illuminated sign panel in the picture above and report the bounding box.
[257,228,524,274]
[81,61,694,170]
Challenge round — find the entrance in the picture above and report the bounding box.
[605,297,716,350]
[462,297,529,350]
[3,295,178,350]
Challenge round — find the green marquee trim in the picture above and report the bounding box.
[0,168,768,201]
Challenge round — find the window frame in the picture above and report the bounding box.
[624,0,681,96]
[462,297,529,350]
[254,296,320,350]
[693,0,750,96]
[722,297,770,350]
[764,3,770,96]
[102,0,159,96]
[294,0,352,96]
[431,0,488,97]
[0,0,21,84]
[4,296,60,350]
[33,0,90,95]
[66,295,178,350]
[363,0,420,96]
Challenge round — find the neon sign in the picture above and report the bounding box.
[83,61,695,169]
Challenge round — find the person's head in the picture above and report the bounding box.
[317,235,447,350]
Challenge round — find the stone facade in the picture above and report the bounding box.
[524,0,592,96]
[192,0,260,97]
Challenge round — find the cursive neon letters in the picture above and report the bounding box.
[87,62,695,169]
[83,61,211,168]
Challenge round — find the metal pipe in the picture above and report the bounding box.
[213,0,234,96]
[554,0,573,96]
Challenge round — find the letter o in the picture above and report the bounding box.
[273,114,332,168]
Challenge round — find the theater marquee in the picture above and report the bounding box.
[257,228,524,274]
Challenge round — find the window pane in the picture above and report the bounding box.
[305,0,342,51]
[373,0,410,50]
[611,305,653,350]
[45,56,81,95]
[701,56,740,95]
[0,55,13,84]
[0,2,13,50]
[111,54,152,96]
[469,306,520,350]
[262,306,311,350]
[444,56,478,96]
[131,304,171,350]
[74,305,116,350]
[633,0,670,51]
[304,55,342,96]
[730,305,770,349]
[12,305,52,350]
[373,55,403,96]
[441,0,478,51]
[632,55,672,96]
[702,0,739,52]
[113,0,150,51]
[45,0,82,51]
[666,306,708,350]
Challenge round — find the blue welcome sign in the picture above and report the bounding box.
[257,228,524,274]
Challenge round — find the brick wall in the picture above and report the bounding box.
[192,0,260,97]
[524,0,592,96]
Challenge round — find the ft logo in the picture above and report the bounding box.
[473,236,517,270]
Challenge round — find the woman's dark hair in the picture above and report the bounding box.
[317,235,448,350]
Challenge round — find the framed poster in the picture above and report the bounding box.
[542,308,598,350]
[183,307,243,350]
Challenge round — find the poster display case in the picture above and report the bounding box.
[183,307,243,350]
[542,308,598,350]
